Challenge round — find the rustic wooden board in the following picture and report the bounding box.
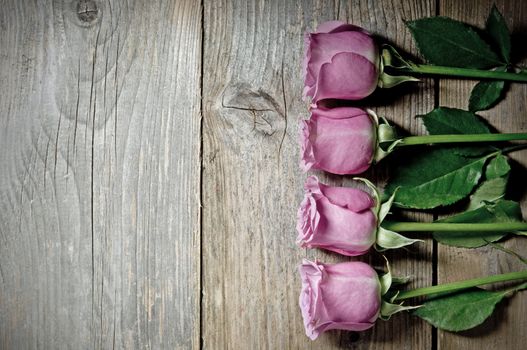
[201,0,434,348]
[0,1,201,349]
[2,0,527,349]
[438,1,527,350]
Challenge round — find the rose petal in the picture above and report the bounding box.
[307,196,377,255]
[308,113,375,175]
[310,31,378,66]
[313,52,378,103]
[298,177,377,256]
[296,194,320,245]
[302,33,316,100]
[299,260,325,339]
[298,260,381,340]
[312,106,368,120]
[318,183,375,212]
[304,175,375,213]
[299,120,315,172]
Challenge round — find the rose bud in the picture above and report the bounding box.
[299,106,527,176]
[299,259,381,340]
[296,175,377,256]
[303,21,380,104]
[305,20,527,104]
[297,176,420,256]
[300,107,378,175]
[299,259,420,340]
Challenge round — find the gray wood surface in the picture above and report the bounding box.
[1,0,526,349]
[0,1,201,349]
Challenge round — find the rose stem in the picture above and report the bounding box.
[397,133,527,146]
[382,221,527,233]
[399,64,527,82]
[394,270,527,301]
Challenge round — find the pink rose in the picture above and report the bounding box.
[303,21,380,105]
[300,107,376,175]
[296,176,377,256]
[299,259,381,340]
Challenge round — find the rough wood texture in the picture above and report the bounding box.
[201,1,434,349]
[2,0,527,349]
[0,1,201,349]
[438,1,527,350]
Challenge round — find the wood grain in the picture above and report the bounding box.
[201,0,434,349]
[2,0,526,349]
[0,1,201,349]
[438,1,527,349]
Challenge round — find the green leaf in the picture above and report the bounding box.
[420,107,494,157]
[468,80,505,111]
[467,177,508,211]
[485,153,511,178]
[474,9,511,113]
[420,107,490,134]
[413,283,526,332]
[485,5,511,63]
[406,17,504,69]
[386,149,490,209]
[433,200,522,248]
[468,67,507,112]
[414,288,500,331]
[467,154,510,210]
[452,146,494,158]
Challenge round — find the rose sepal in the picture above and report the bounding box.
[378,44,420,88]
[378,257,420,320]
[368,110,403,163]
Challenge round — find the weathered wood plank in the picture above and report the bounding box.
[438,1,527,349]
[202,0,434,348]
[0,1,201,349]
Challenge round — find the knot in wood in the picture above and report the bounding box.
[221,83,285,137]
[76,0,98,23]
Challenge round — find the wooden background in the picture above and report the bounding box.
[1,0,525,349]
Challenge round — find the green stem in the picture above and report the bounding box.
[382,221,527,232]
[398,64,527,82]
[397,133,527,147]
[395,270,527,300]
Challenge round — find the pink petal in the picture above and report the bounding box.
[310,31,378,66]
[318,183,375,212]
[309,113,376,175]
[299,120,315,172]
[308,197,377,255]
[302,33,316,100]
[312,106,368,120]
[298,260,381,340]
[304,175,375,213]
[313,52,378,103]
